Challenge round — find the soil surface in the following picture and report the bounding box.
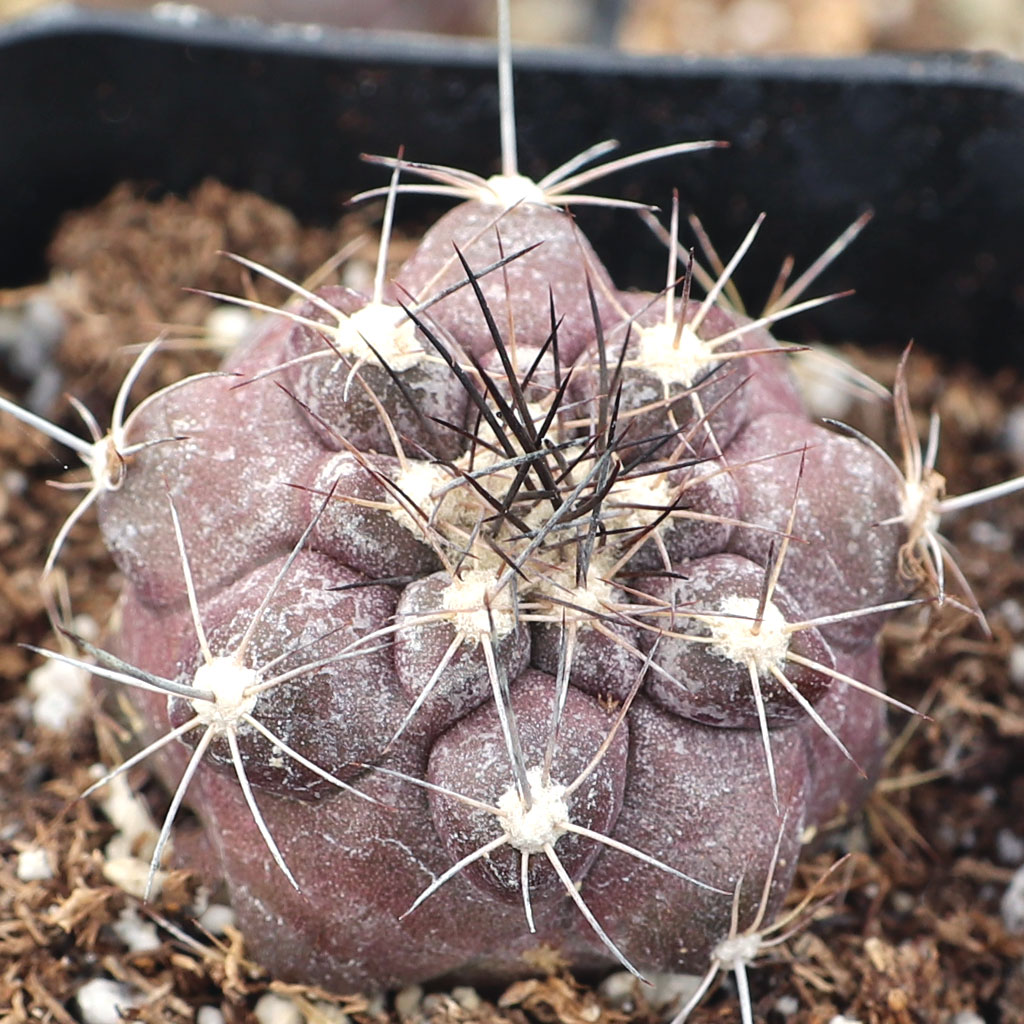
[2,181,1024,1024]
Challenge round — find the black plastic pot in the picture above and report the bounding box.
[1,7,1023,368]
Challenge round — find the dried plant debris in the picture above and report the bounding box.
[4,14,1024,1021]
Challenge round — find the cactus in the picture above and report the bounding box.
[7,3,1024,1018]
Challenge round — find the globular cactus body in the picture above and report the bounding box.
[81,167,911,989]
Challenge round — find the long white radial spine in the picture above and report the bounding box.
[497,0,517,179]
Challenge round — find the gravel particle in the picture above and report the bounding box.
[1001,864,1024,933]
[112,906,162,953]
[1001,405,1024,464]
[1009,645,1024,688]
[16,846,53,881]
[254,992,302,1024]
[997,829,1024,866]
[395,985,424,1021]
[26,655,91,732]
[451,987,481,1012]
[198,902,237,935]
[75,978,143,1024]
